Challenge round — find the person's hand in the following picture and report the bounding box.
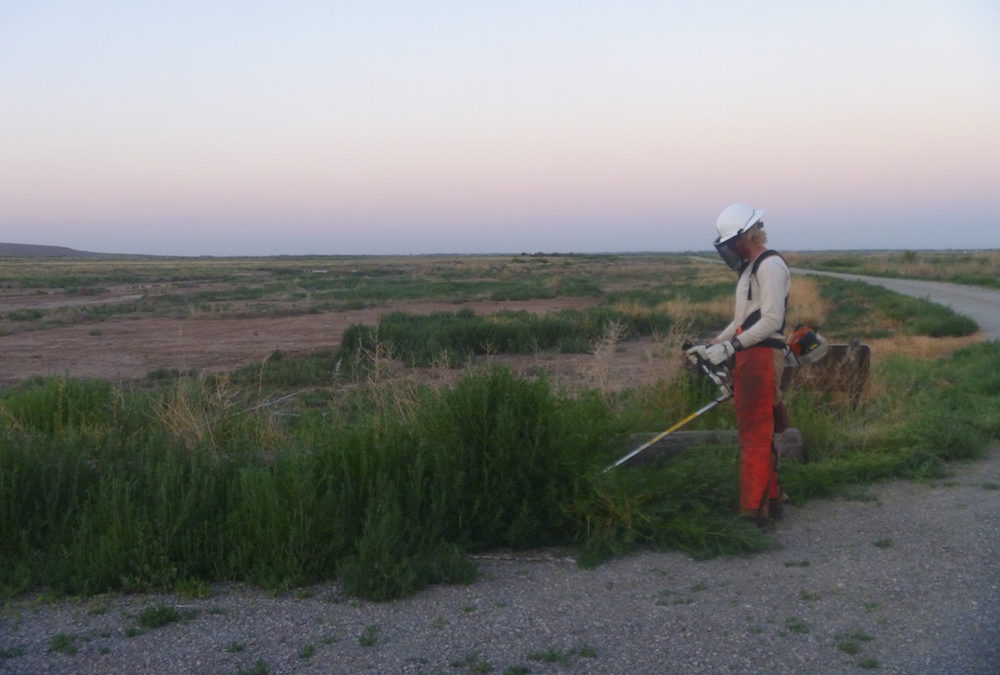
[684,343,709,365]
[703,341,735,365]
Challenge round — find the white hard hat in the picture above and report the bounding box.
[714,203,765,246]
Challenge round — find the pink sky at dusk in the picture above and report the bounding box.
[1,1,998,255]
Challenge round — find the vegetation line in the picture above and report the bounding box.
[1,341,996,601]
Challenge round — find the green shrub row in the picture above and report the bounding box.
[338,308,673,368]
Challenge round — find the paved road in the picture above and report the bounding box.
[790,268,1000,340]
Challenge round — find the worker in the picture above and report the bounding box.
[686,203,790,528]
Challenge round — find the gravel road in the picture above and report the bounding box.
[3,448,998,675]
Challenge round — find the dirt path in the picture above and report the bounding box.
[3,449,997,674]
[0,297,600,385]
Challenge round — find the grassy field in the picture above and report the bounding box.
[0,252,995,601]
[786,249,1000,289]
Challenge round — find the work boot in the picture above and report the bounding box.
[769,500,784,521]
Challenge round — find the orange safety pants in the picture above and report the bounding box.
[733,345,786,518]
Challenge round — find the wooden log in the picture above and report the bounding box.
[621,427,804,468]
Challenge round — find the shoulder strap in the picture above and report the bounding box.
[740,250,788,340]
[747,250,783,301]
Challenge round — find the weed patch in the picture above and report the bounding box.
[450,651,493,672]
[358,624,379,647]
[137,604,182,628]
[48,633,78,655]
[237,658,270,675]
[0,645,26,659]
[785,618,810,635]
[528,648,569,664]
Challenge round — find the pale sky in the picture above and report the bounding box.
[2,1,998,256]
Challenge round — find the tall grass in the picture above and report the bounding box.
[338,308,673,368]
[782,341,1000,499]
[2,342,997,601]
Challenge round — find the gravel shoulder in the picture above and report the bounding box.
[3,448,998,674]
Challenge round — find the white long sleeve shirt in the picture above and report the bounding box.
[715,253,789,348]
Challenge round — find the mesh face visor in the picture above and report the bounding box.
[715,239,743,270]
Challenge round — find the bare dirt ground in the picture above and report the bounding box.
[0,296,604,387]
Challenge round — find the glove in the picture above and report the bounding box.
[703,340,736,365]
[685,344,709,365]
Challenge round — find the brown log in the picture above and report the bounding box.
[621,427,804,467]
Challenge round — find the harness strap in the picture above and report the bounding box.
[740,249,787,341]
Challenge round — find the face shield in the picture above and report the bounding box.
[714,237,743,270]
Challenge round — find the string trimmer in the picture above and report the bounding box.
[603,340,733,472]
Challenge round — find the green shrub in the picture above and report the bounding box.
[137,604,181,628]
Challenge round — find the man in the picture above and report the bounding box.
[687,203,790,527]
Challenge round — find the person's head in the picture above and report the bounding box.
[714,203,765,270]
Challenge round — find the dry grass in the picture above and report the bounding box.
[864,334,983,363]
[588,320,627,395]
[786,276,830,330]
[156,375,283,453]
[786,250,1000,286]
[156,376,241,451]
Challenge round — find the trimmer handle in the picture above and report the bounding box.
[682,339,732,400]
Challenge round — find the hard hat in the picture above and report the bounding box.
[714,203,764,270]
[714,203,765,246]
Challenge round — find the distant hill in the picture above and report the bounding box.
[0,243,111,258]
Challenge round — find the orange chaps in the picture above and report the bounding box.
[733,346,786,519]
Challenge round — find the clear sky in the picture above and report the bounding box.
[2,1,998,256]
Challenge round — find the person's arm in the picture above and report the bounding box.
[714,320,738,344]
